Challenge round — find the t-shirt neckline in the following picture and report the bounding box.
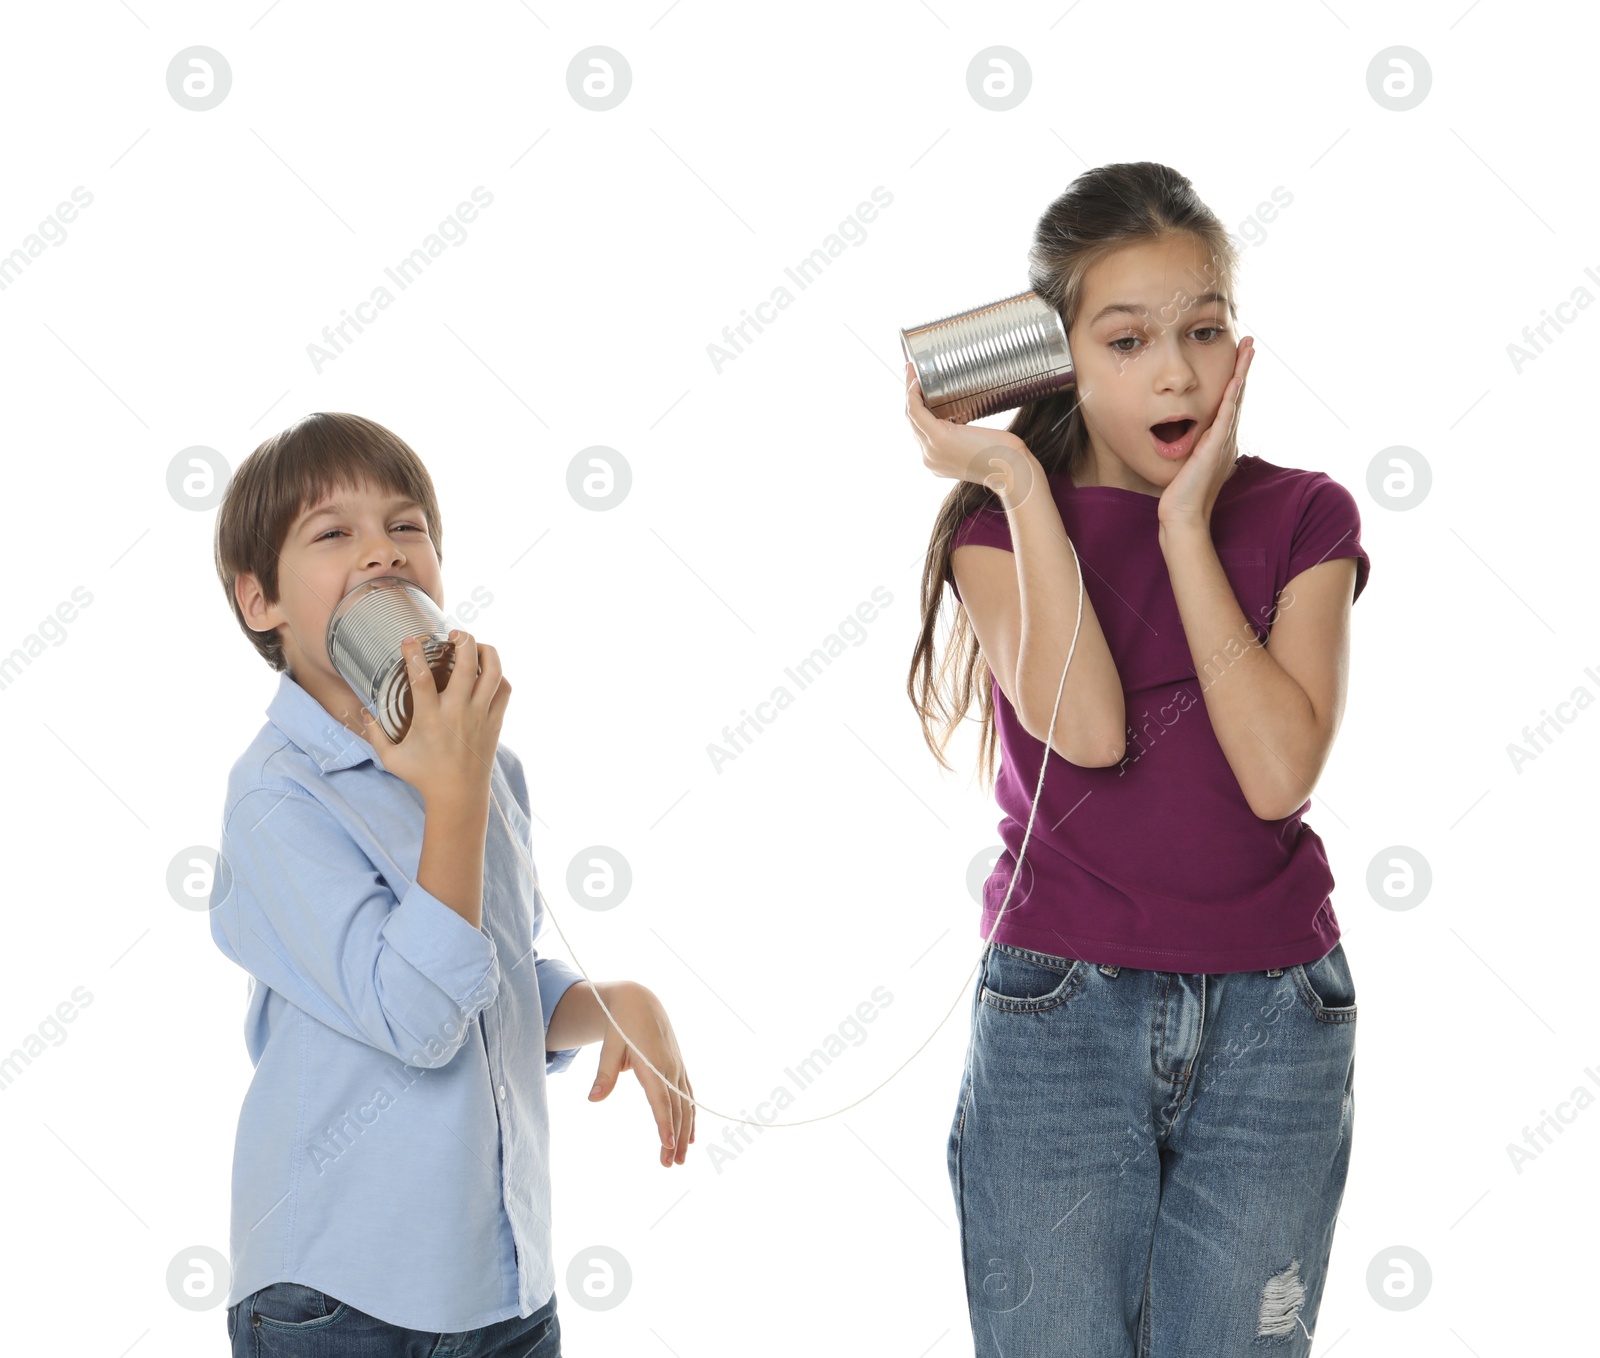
[1058,454,1259,503]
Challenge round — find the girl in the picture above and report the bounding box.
[904,162,1369,1357]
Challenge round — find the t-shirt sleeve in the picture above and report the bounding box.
[1286,474,1370,603]
[946,503,1013,602]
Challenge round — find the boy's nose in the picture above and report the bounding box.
[357,536,407,565]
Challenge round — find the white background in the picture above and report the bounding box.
[0,1,1592,1354]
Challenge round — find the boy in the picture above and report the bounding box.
[208,412,696,1354]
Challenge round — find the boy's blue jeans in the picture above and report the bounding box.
[948,940,1357,1357]
[227,1282,559,1356]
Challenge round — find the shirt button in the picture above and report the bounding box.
[498,1083,506,1099]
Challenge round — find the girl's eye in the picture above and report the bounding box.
[316,524,423,541]
[1108,324,1226,355]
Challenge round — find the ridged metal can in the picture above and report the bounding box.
[326,576,459,744]
[899,290,1075,424]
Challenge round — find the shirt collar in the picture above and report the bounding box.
[267,670,378,774]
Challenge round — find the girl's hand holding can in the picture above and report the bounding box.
[904,360,1040,505]
[360,629,511,808]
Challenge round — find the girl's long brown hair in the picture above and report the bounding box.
[906,162,1242,788]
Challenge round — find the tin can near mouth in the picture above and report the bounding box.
[326,576,457,744]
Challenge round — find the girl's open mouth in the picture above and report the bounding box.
[1149,418,1198,460]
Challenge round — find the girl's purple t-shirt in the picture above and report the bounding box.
[948,454,1371,973]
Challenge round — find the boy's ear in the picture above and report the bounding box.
[235,571,280,633]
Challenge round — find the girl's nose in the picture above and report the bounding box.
[1152,341,1200,389]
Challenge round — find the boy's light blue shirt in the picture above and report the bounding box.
[208,670,585,1332]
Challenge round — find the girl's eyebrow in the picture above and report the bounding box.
[296,497,423,532]
[1089,291,1230,324]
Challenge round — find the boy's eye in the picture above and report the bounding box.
[316,524,423,542]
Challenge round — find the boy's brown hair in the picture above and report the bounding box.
[214,412,445,672]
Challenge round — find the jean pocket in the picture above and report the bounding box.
[980,942,1082,1013]
[1293,941,1357,1023]
[251,1281,350,1331]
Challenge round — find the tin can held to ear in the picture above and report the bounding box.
[326,576,465,744]
[899,290,1075,424]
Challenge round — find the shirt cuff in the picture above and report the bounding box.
[535,956,586,1075]
[383,878,501,1017]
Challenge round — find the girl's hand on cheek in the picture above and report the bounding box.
[1158,336,1253,531]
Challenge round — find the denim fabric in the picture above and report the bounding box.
[227,1281,559,1357]
[947,940,1357,1356]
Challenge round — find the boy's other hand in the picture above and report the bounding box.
[588,984,696,1169]
[361,630,510,807]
